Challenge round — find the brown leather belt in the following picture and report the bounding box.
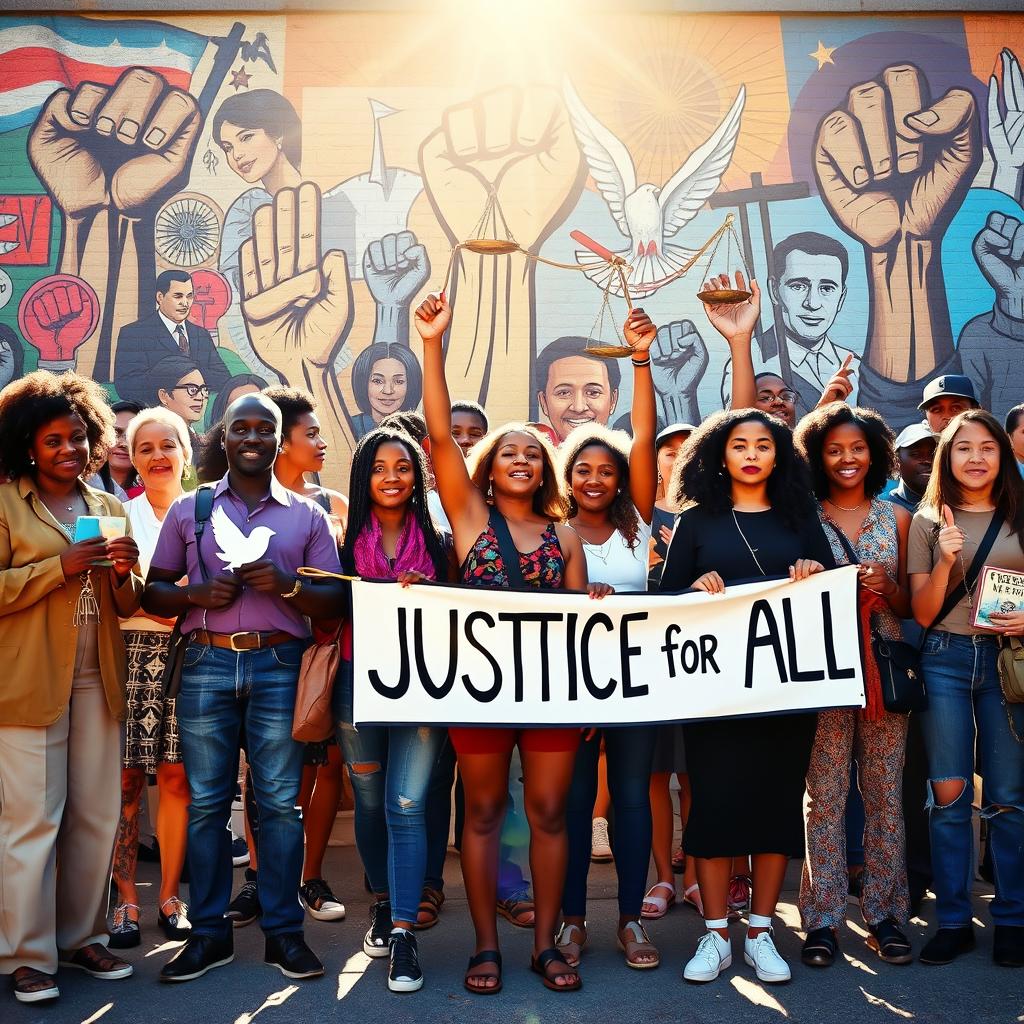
[191,629,297,652]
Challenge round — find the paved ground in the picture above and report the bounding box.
[9,848,1021,1024]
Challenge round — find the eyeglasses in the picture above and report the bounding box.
[757,389,797,405]
[171,384,209,399]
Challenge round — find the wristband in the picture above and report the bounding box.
[631,356,652,367]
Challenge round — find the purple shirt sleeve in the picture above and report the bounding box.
[149,494,191,576]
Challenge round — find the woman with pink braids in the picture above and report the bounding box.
[334,426,454,994]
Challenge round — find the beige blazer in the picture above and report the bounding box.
[0,477,143,726]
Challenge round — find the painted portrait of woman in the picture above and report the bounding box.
[350,342,423,439]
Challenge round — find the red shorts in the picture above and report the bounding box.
[449,727,580,756]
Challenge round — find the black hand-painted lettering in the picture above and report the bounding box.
[368,606,410,698]
[744,599,788,689]
[782,597,825,682]
[462,611,501,702]
[581,613,616,698]
[619,612,648,697]
[413,608,458,698]
[821,592,857,679]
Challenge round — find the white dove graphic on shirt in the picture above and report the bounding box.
[563,76,746,297]
[211,505,275,571]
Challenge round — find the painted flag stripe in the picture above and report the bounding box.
[0,48,193,96]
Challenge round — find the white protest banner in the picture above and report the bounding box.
[351,564,865,727]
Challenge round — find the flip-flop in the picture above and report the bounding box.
[464,949,502,995]
[530,947,582,992]
[641,881,676,920]
[555,922,586,968]
[618,920,660,970]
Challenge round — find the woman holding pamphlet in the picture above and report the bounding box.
[908,409,1024,969]
[0,371,142,1005]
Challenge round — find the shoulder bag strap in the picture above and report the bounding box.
[931,510,1003,628]
[823,519,860,566]
[488,505,528,591]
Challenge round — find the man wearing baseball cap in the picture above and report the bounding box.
[918,374,979,434]
[888,423,937,515]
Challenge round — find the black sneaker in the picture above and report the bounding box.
[364,899,391,958]
[226,870,260,927]
[919,926,975,965]
[264,932,324,980]
[994,925,1024,967]
[300,878,346,921]
[388,928,423,993]
[160,934,234,982]
[231,837,250,867]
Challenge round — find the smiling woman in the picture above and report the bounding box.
[0,370,143,1004]
[350,342,424,440]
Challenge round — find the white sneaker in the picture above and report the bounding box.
[683,930,732,982]
[590,817,613,862]
[744,929,791,983]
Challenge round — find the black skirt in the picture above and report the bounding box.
[682,711,817,859]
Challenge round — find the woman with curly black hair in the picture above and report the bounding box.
[0,371,142,1005]
[334,426,451,993]
[555,318,662,972]
[794,404,914,968]
[659,408,834,986]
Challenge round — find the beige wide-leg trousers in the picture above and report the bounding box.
[0,622,121,975]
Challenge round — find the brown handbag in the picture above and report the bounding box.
[292,622,343,742]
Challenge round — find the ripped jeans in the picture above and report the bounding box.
[919,630,1024,928]
[334,661,447,924]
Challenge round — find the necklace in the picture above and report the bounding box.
[584,534,615,564]
[827,497,867,513]
[732,510,766,576]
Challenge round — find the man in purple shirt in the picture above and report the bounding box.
[144,393,344,984]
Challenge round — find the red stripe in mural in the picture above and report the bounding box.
[0,47,191,94]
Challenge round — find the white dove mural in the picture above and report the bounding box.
[563,76,746,297]
[210,505,275,572]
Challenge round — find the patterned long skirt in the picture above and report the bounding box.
[123,629,181,772]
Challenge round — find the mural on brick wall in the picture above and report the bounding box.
[2,11,1024,488]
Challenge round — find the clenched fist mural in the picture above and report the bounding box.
[3,11,1024,488]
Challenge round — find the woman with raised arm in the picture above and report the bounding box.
[658,408,834,986]
[909,410,1024,969]
[554,310,663,970]
[794,405,914,968]
[415,293,592,995]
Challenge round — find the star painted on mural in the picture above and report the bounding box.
[810,41,837,70]
[230,66,252,91]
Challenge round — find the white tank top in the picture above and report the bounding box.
[582,513,652,594]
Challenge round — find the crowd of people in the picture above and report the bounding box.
[0,272,1022,1007]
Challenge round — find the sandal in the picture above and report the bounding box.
[12,967,59,1004]
[618,920,660,969]
[58,943,133,980]
[464,949,502,995]
[641,881,676,920]
[681,882,704,917]
[555,922,587,968]
[415,887,444,930]
[496,896,535,928]
[671,848,685,874]
[801,926,838,967]
[530,947,582,992]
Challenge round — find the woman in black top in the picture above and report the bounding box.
[659,409,834,986]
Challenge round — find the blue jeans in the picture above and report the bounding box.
[176,640,308,939]
[919,631,1024,928]
[563,725,657,917]
[335,664,446,924]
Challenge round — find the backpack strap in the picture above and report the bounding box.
[192,483,215,583]
[488,505,528,590]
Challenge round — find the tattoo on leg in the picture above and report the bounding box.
[114,772,145,885]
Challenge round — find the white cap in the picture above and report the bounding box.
[895,422,937,449]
